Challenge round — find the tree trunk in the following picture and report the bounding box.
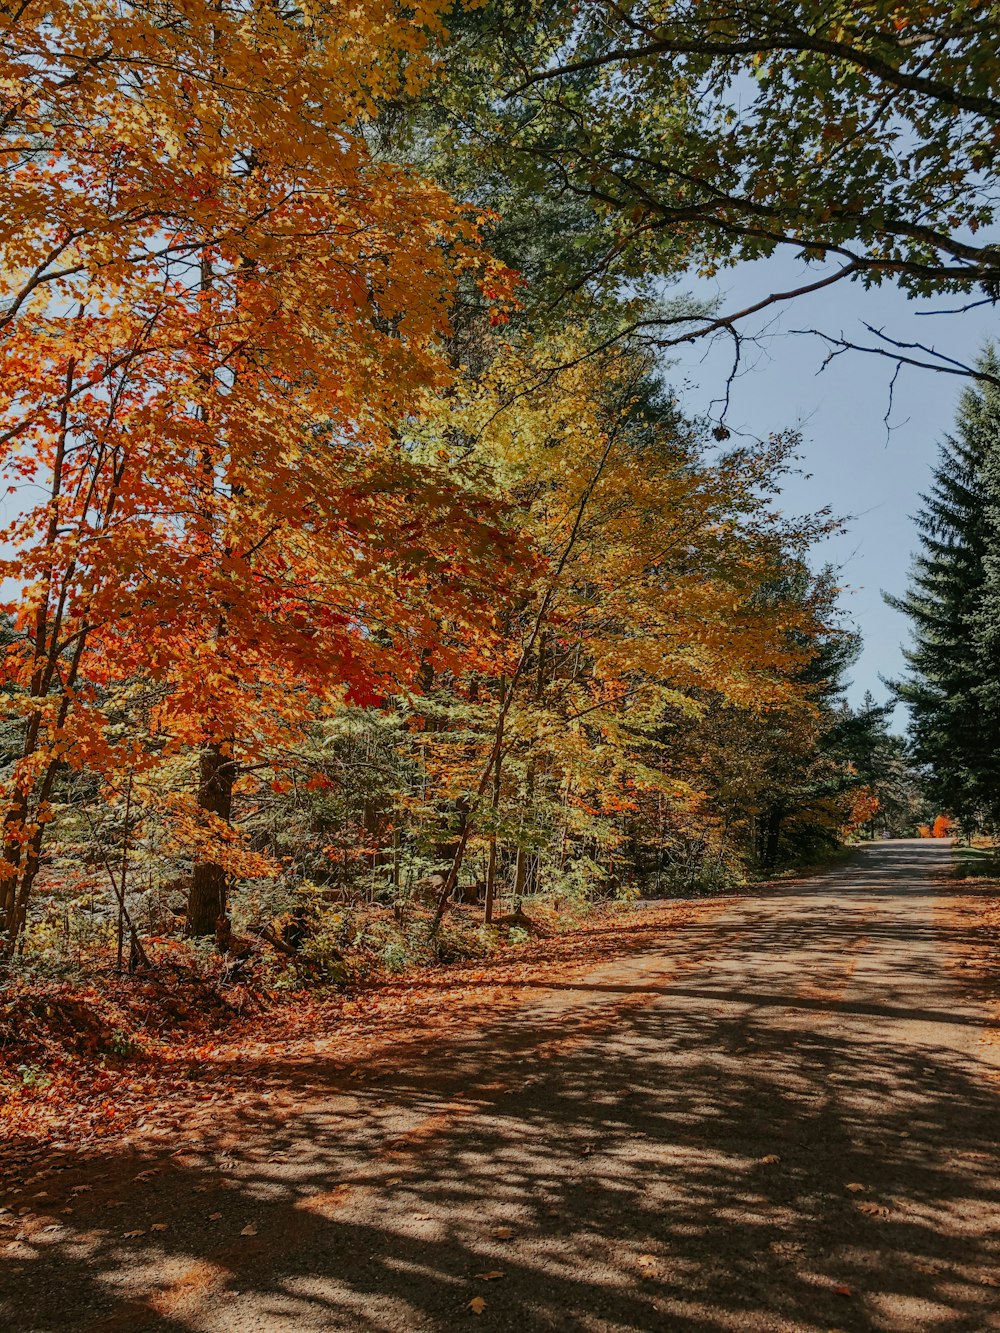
[484,837,498,924]
[512,758,535,901]
[761,804,783,873]
[187,741,235,937]
[512,845,527,900]
[484,680,505,925]
[0,789,30,950]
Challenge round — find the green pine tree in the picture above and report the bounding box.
[972,351,1000,811]
[887,346,1000,830]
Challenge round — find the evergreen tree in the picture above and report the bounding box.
[825,693,925,838]
[973,360,1000,817]
[888,347,1000,830]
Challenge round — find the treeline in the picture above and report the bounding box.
[0,1,952,970]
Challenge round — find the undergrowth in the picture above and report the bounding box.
[0,893,613,1103]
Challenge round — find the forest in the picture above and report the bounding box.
[0,0,944,988]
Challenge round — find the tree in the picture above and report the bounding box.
[825,693,925,838]
[0,0,515,949]
[673,568,860,873]
[889,347,1000,830]
[412,331,838,917]
[970,360,1000,794]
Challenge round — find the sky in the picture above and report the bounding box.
[662,255,997,722]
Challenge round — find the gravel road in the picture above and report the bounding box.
[3,839,999,1332]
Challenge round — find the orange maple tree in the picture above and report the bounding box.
[0,0,515,947]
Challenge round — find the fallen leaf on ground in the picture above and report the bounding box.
[240,1223,258,1236]
[492,1227,515,1239]
[637,1254,659,1271]
[833,1283,853,1297]
[474,1270,505,1281]
[759,1154,780,1165]
[208,1213,222,1221]
[468,1296,487,1315]
[857,1201,890,1218]
[150,1222,168,1232]
[123,1229,145,1239]
[845,1182,865,1192]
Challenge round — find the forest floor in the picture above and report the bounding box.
[1,839,999,1332]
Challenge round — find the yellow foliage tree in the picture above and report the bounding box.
[413,333,835,918]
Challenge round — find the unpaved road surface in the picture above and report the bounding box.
[2,839,999,1332]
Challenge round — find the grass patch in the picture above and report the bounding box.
[951,842,1000,879]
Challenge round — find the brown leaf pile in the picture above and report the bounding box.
[1,897,727,1161]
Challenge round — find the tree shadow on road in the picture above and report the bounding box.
[2,938,999,1333]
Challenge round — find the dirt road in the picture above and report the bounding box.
[2,840,999,1332]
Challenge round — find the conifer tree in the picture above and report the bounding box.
[888,348,1000,829]
[971,351,1000,813]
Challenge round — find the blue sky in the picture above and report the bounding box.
[664,256,997,721]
